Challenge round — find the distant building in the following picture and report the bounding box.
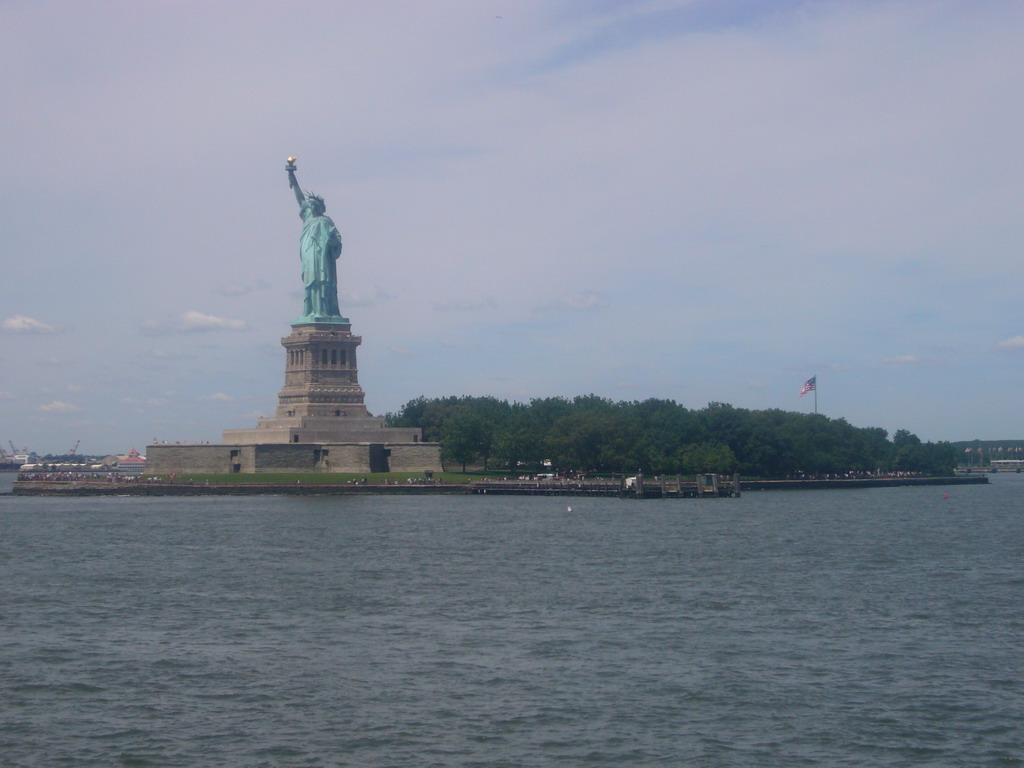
[990,459,1024,471]
[116,448,146,474]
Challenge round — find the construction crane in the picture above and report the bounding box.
[68,440,80,455]
[9,441,26,455]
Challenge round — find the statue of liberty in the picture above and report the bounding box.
[285,158,346,323]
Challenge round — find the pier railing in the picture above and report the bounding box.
[470,474,740,498]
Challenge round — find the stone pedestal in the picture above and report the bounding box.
[151,320,442,475]
[221,321,427,448]
[275,322,367,418]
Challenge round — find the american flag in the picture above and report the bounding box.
[800,376,816,397]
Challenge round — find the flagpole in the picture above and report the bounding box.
[814,375,817,414]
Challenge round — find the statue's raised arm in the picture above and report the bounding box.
[285,157,304,208]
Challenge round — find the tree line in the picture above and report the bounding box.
[385,395,958,477]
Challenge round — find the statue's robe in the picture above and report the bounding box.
[298,211,343,319]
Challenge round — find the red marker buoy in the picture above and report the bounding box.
[943,493,949,499]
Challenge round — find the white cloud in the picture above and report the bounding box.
[39,401,81,413]
[2,315,57,333]
[996,336,1024,350]
[178,311,246,332]
[140,312,247,335]
[0,390,16,399]
[200,392,232,401]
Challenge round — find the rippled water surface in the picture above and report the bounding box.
[2,474,1022,766]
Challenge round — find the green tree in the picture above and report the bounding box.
[386,394,953,478]
[631,399,700,474]
[890,431,957,475]
[441,410,488,472]
[681,441,737,474]
[493,405,546,471]
[546,410,640,473]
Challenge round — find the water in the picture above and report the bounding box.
[1,474,1022,766]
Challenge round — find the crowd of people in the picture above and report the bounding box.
[789,470,927,480]
[16,472,145,482]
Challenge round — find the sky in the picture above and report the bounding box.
[2,0,1023,455]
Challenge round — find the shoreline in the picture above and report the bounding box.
[10,475,987,497]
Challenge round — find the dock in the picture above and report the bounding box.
[11,473,986,497]
[470,473,738,498]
